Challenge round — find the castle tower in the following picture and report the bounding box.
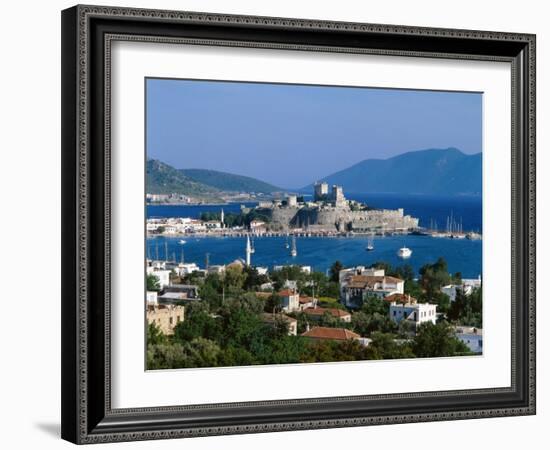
[331,185,346,207]
[314,181,329,201]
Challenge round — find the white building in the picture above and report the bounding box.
[204,220,222,230]
[454,326,483,353]
[339,267,404,308]
[175,262,200,277]
[256,266,269,276]
[278,289,300,312]
[287,195,298,207]
[250,220,267,232]
[146,291,158,305]
[207,265,226,275]
[441,275,482,302]
[387,295,437,328]
[146,267,171,288]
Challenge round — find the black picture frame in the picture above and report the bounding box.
[61,4,536,444]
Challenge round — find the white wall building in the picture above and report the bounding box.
[339,267,404,308]
[146,291,158,305]
[454,326,483,353]
[278,289,300,312]
[146,267,171,288]
[388,298,437,328]
[441,275,482,302]
[175,263,200,276]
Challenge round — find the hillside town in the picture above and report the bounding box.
[146,251,483,369]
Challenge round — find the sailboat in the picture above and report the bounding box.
[366,235,374,251]
[290,235,297,257]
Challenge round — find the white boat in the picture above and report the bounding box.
[178,239,187,244]
[397,247,412,258]
[290,235,297,257]
[366,236,374,251]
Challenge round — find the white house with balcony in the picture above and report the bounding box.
[339,267,404,308]
[387,295,437,328]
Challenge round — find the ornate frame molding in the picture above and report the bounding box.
[61,5,536,444]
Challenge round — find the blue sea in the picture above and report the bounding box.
[147,193,482,278]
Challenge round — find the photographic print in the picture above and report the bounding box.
[144,78,483,370]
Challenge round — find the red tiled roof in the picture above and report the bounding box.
[346,275,403,289]
[299,296,315,303]
[385,293,416,304]
[303,307,351,318]
[278,289,297,297]
[301,326,360,340]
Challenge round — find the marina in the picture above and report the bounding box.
[146,233,482,278]
[146,192,482,278]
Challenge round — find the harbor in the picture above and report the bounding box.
[146,191,482,278]
[146,233,482,279]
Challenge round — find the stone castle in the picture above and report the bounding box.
[247,182,419,233]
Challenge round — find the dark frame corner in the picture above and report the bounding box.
[62,4,536,444]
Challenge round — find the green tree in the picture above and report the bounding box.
[147,273,161,291]
[147,322,167,345]
[147,343,189,369]
[329,261,344,282]
[224,264,247,290]
[185,337,222,367]
[173,310,221,343]
[412,322,471,357]
[264,293,282,313]
[243,266,269,291]
[368,332,415,359]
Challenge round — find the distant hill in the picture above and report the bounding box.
[146,160,221,200]
[146,159,282,197]
[305,148,481,196]
[180,168,282,194]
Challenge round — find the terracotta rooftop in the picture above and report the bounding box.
[278,289,297,297]
[346,275,403,289]
[301,326,360,341]
[303,307,351,318]
[299,296,316,304]
[261,313,297,324]
[385,293,416,304]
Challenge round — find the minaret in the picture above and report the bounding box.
[220,208,225,228]
[245,234,252,266]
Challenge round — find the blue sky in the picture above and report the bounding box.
[146,78,482,189]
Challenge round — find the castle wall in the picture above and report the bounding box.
[257,205,418,232]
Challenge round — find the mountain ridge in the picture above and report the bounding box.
[146,159,282,196]
[180,168,282,194]
[302,148,481,196]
